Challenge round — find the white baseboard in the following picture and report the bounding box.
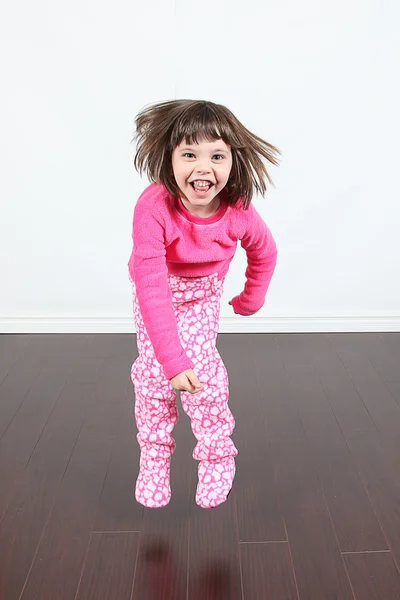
[1,316,400,333]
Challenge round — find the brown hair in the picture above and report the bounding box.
[132,99,280,209]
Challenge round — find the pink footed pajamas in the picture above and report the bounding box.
[131,272,237,509]
[128,183,278,509]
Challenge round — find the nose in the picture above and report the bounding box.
[194,159,212,174]
[195,166,211,175]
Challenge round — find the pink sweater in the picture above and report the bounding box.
[128,183,277,380]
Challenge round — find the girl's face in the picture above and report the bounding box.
[171,137,233,216]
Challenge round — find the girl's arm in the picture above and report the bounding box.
[129,199,194,380]
[230,204,278,316]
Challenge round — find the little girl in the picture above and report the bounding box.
[128,99,279,509]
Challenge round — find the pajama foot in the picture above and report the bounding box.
[196,457,236,509]
[135,456,171,508]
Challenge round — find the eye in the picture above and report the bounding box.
[183,152,195,158]
[213,154,225,160]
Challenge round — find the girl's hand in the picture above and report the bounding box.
[170,369,203,394]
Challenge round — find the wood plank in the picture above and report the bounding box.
[25,334,134,370]
[380,333,400,362]
[235,441,286,544]
[19,358,129,600]
[93,431,142,532]
[250,334,307,443]
[240,543,299,600]
[0,365,67,474]
[277,335,347,449]
[385,380,400,408]
[305,334,376,436]
[278,335,388,554]
[271,441,354,599]
[330,334,400,455]
[346,430,400,568]
[132,531,187,600]
[19,435,113,600]
[75,532,138,600]
[79,333,137,360]
[62,358,106,384]
[0,366,67,517]
[33,335,107,383]
[94,367,142,532]
[358,333,400,383]
[0,334,101,443]
[0,335,32,385]
[357,333,400,410]
[0,340,45,439]
[344,551,400,599]
[312,444,388,552]
[218,334,286,543]
[0,383,95,600]
[188,498,242,600]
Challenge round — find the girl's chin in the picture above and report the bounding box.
[178,188,221,210]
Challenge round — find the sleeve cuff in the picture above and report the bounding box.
[230,294,263,316]
[163,354,194,381]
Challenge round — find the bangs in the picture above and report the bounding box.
[169,102,240,149]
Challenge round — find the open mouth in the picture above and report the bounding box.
[190,180,213,195]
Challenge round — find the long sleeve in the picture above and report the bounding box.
[230,204,277,316]
[128,199,194,380]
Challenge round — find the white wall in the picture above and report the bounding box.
[1,0,399,333]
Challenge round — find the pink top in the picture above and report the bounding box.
[128,183,278,380]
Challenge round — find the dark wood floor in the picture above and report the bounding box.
[1,333,400,599]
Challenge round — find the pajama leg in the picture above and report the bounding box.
[173,273,237,508]
[180,353,237,508]
[131,283,178,508]
[132,379,177,508]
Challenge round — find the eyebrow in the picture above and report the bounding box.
[180,146,230,154]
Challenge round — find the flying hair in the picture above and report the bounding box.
[132,99,280,208]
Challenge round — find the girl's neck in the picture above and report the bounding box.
[178,194,221,218]
[175,192,228,225]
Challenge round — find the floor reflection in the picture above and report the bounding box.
[138,540,238,599]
